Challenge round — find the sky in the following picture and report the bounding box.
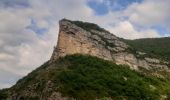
[0,0,170,89]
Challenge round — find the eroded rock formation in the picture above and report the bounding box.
[50,19,169,70]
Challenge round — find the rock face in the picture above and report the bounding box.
[2,19,170,100]
[50,19,129,63]
[50,19,169,70]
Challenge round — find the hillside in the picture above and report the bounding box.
[124,37,170,61]
[1,54,170,100]
[0,19,170,100]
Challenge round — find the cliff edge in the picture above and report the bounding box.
[50,19,169,71]
[1,19,170,100]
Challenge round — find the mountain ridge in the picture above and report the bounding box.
[50,19,169,71]
[1,54,170,100]
[0,19,170,100]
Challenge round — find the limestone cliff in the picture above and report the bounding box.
[50,19,169,71]
[50,19,125,61]
[1,19,170,100]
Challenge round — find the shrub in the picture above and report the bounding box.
[53,54,169,100]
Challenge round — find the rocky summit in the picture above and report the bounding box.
[0,19,170,100]
[50,19,169,71]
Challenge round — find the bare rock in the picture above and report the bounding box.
[50,19,169,71]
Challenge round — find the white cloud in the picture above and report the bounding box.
[96,0,170,39]
[107,21,160,39]
[126,0,170,28]
[0,0,170,89]
[0,53,14,61]
[0,83,12,89]
[0,0,94,89]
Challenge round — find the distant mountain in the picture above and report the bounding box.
[0,19,170,100]
[123,37,170,61]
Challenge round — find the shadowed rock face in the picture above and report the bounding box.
[50,19,169,70]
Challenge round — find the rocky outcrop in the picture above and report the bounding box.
[50,19,128,61]
[2,19,170,100]
[50,19,169,71]
[113,53,169,70]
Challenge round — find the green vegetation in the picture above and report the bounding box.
[0,89,8,100]
[13,61,49,93]
[123,37,170,61]
[53,54,170,100]
[3,54,170,100]
[1,19,170,99]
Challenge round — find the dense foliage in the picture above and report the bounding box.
[124,37,170,61]
[0,89,8,100]
[2,54,170,100]
[54,54,170,100]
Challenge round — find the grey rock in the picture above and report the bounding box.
[50,19,169,71]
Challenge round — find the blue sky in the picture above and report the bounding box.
[88,0,143,15]
[0,0,170,89]
[0,0,30,8]
[27,19,48,36]
[88,0,170,36]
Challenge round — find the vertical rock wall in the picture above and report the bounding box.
[50,19,169,70]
